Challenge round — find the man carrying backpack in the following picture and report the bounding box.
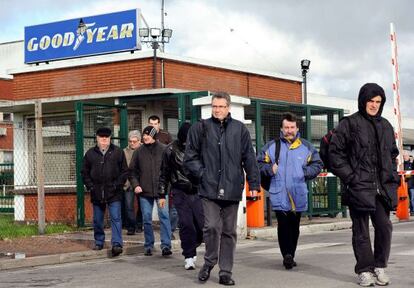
[257,112,322,270]
[329,83,399,287]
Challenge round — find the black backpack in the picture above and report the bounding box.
[319,117,353,171]
[260,138,281,191]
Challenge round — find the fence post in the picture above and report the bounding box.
[35,100,45,234]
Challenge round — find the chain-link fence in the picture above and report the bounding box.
[0,115,80,239]
[251,99,345,221]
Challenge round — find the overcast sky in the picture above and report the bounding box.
[0,0,413,117]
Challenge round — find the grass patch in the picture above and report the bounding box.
[0,214,77,240]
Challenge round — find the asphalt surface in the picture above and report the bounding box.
[0,220,413,288]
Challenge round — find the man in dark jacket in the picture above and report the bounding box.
[159,122,204,270]
[81,127,128,257]
[129,126,172,257]
[184,92,260,286]
[148,114,178,238]
[329,83,399,287]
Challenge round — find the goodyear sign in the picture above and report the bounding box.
[24,9,141,63]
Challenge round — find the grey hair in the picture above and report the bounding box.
[128,130,141,140]
[211,91,231,106]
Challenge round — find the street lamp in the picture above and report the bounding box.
[139,27,173,88]
[301,59,311,104]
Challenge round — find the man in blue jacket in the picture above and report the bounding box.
[184,91,260,286]
[257,112,322,270]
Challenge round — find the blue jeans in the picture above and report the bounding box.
[93,201,123,247]
[124,188,136,231]
[140,196,171,250]
[409,188,414,213]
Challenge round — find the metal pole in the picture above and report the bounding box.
[161,0,165,52]
[75,102,85,227]
[302,70,308,105]
[152,42,158,89]
[35,101,45,234]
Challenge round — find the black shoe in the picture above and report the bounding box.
[92,244,103,251]
[293,260,297,267]
[219,275,235,286]
[144,248,152,256]
[136,227,143,233]
[162,247,172,256]
[127,229,135,235]
[283,254,294,270]
[111,245,123,257]
[198,264,214,282]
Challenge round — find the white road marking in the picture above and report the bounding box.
[251,242,345,254]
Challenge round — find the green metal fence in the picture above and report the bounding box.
[0,163,14,213]
[250,99,345,220]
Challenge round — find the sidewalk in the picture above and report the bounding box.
[0,214,406,271]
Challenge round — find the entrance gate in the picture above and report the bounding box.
[75,102,128,227]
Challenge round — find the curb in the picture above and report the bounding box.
[0,239,182,271]
[248,220,352,239]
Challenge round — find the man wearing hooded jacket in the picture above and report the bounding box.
[329,83,399,287]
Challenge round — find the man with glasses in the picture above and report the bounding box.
[81,127,128,257]
[184,91,260,286]
[123,130,142,235]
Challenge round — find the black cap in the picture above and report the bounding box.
[142,126,157,138]
[96,127,112,137]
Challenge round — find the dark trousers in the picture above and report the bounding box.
[202,198,239,277]
[275,211,302,258]
[124,188,136,231]
[172,188,204,258]
[349,195,392,274]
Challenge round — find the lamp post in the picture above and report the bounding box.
[301,59,311,104]
[139,27,173,88]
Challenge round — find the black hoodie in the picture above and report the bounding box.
[329,83,400,211]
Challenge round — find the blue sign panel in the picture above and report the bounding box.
[24,9,140,63]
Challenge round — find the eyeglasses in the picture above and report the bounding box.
[212,105,228,109]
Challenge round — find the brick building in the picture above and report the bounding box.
[0,40,303,224]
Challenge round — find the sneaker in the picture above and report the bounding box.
[144,248,152,256]
[374,268,390,286]
[162,247,172,256]
[111,245,123,257]
[357,272,375,287]
[185,258,195,270]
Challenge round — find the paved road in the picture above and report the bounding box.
[1,221,413,288]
